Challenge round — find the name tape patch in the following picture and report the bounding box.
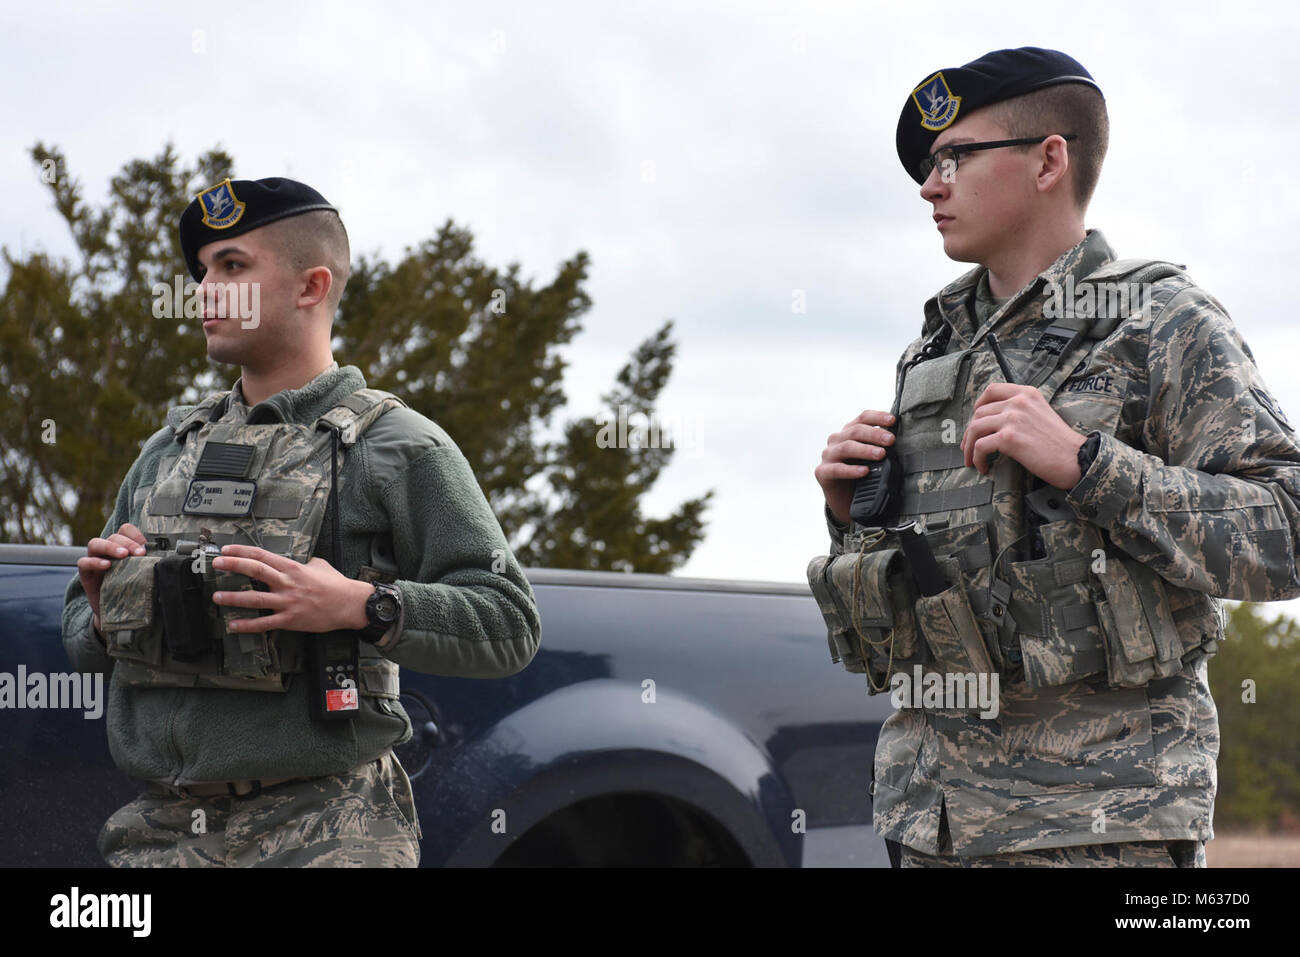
[1064,373,1125,397]
[182,479,256,516]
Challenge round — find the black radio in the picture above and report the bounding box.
[848,419,902,528]
[308,632,361,721]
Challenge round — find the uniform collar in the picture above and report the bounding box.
[922,229,1116,343]
[224,361,365,424]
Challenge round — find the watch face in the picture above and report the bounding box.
[374,595,399,622]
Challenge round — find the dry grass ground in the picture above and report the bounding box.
[1206,833,1300,867]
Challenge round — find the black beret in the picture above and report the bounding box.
[896,47,1101,184]
[179,177,337,279]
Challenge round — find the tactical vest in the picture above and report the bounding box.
[809,260,1224,700]
[98,387,407,695]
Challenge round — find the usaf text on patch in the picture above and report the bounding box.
[182,479,256,516]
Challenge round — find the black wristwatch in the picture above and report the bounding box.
[1076,431,1102,479]
[359,582,402,643]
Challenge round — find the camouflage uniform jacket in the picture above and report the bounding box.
[826,229,1300,855]
[63,362,541,786]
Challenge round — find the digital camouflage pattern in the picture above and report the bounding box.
[900,837,1206,868]
[820,229,1300,859]
[98,751,421,867]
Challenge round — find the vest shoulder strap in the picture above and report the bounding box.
[315,388,409,448]
[1077,258,1193,341]
[1029,259,1198,396]
[1026,258,1196,390]
[1083,257,1186,285]
[166,392,229,440]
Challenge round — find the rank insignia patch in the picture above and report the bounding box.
[912,71,961,131]
[197,178,247,230]
[1252,386,1294,432]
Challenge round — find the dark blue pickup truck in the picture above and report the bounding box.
[0,543,892,867]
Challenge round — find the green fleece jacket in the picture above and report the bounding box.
[62,363,541,785]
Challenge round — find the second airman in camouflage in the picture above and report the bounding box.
[810,48,1300,867]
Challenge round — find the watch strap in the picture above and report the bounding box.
[360,582,401,643]
[1077,431,1102,477]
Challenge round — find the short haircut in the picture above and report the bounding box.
[261,209,351,310]
[982,83,1109,212]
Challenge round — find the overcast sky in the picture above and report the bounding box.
[5,1,1300,619]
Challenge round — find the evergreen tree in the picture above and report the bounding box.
[1209,602,1300,830]
[1,144,710,572]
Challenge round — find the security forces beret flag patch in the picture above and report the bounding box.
[896,47,1102,185]
[179,176,337,280]
[912,72,961,131]
[198,179,246,230]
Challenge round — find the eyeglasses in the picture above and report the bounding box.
[919,134,1078,181]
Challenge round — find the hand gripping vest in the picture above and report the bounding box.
[809,260,1224,700]
[98,388,407,694]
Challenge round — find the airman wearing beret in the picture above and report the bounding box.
[64,176,541,867]
[811,47,1300,867]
